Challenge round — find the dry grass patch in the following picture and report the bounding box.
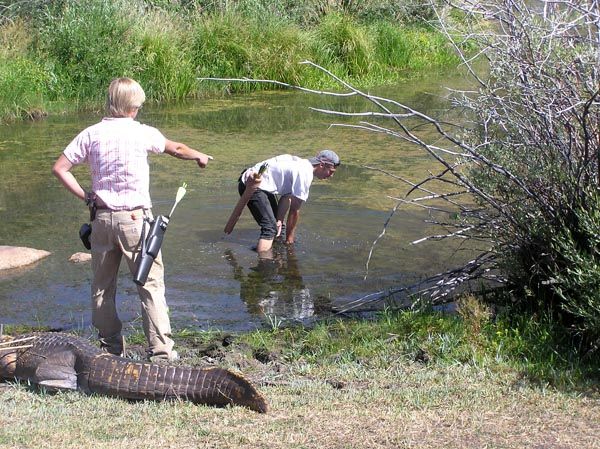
[1,358,599,449]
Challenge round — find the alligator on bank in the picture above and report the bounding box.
[0,332,268,413]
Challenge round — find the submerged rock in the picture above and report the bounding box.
[69,252,92,263]
[0,246,51,271]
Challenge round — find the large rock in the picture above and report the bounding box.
[0,246,51,271]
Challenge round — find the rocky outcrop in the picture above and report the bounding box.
[0,246,51,271]
[68,252,91,263]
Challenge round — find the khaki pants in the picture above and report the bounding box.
[90,208,174,359]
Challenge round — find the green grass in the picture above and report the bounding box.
[0,55,49,121]
[8,301,592,389]
[239,306,598,390]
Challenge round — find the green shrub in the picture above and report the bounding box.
[34,0,141,101]
[313,12,374,78]
[0,56,48,120]
[451,2,600,344]
[544,193,600,340]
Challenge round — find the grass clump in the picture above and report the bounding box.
[0,55,49,121]
[312,12,374,79]
[136,13,197,102]
[35,0,141,103]
[192,13,314,92]
[0,19,48,120]
[374,22,459,72]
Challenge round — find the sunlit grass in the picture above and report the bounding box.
[0,0,460,122]
[2,306,598,449]
[0,56,48,121]
[240,304,599,389]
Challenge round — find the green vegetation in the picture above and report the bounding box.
[0,0,458,122]
[451,3,600,344]
[240,299,598,389]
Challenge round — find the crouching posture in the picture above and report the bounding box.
[238,150,341,256]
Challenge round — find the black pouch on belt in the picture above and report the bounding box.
[79,191,97,250]
[79,223,92,250]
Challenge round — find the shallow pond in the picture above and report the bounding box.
[0,71,475,333]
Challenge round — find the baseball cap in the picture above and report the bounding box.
[309,149,341,167]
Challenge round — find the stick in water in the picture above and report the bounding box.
[224,164,268,234]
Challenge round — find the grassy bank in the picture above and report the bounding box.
[0,0,459,122]
[2,304,598,448]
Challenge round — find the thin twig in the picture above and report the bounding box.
[0,344,33,352]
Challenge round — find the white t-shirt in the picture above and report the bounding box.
[243,154,314,201]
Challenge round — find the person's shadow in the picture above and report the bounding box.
[225,245,320,320]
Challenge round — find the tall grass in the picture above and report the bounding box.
[35,0,141,103]
[0,56,48,121]
[136,13,198,101]
[312,13,374,78]
[0,18,48,120]
[374,21,458,72]
[0,0,459,122]
[193,13,319,92]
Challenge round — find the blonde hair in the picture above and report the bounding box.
[106,77,146,117]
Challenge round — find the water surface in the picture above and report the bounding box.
[0,72,475,332]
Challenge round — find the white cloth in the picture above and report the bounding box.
[63,117,166,210]
[243,154,314,201]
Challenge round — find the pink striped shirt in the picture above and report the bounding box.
[63,117,166,210]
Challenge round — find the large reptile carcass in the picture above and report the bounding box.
[0,332,268,413]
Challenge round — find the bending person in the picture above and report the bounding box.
[52,77,212,362]
[238,150,340,255]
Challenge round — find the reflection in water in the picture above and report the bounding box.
[225,245,329,320]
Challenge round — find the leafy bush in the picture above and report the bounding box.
[313,12,373,78]
[34,0,141,102]
[455,3,600,342]
[0,56,48,120]
[520,192,600,339]
[308,1,600,345]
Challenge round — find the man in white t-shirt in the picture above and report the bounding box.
[238,150,340,254]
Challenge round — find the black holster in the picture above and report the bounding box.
[133,215,169,286]
[79,191,97,250]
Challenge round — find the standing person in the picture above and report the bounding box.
[52,77,212,362]
[237,150,340,255]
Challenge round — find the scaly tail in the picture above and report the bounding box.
[87,355,268,413]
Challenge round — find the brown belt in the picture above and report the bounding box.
[96,206,145,211]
